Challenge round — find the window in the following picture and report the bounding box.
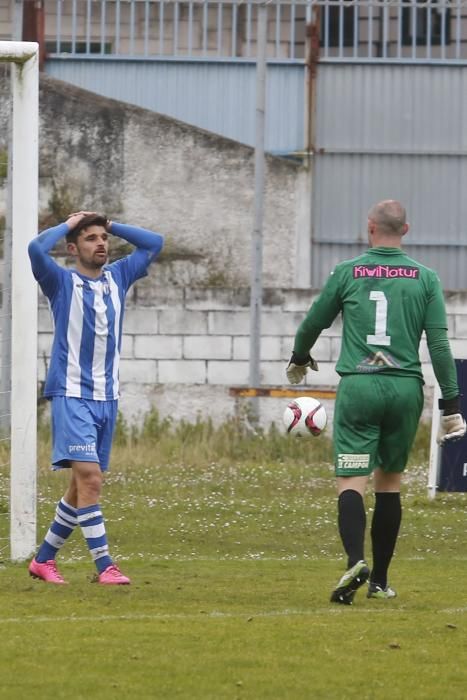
[45,42,112,55]
[402,2,451,46]
[320,4,356,48]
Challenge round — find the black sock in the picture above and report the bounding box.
[370,492,402,589]
[337,489,366,569]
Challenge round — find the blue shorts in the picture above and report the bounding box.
[50,396,118,471]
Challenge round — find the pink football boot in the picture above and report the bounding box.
[98,564,131,585]
[29,558,68,584]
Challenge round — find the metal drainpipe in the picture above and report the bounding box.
[305,6,321,158]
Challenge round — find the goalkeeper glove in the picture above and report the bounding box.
[286,352,318,385]
[436,396,467,445]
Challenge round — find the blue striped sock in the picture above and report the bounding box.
[77,504,113,574]
[36,498,78,562]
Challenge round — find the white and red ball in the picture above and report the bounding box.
[283,396,327,437]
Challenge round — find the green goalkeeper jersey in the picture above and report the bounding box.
[294,246,458,395]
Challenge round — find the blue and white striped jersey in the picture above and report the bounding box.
[29,221,163,401]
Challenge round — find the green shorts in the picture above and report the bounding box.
[333,374,424,477]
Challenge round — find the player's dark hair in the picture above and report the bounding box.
[66,214,108,244]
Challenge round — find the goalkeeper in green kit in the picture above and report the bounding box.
[287,200,466,605]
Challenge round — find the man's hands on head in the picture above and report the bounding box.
[65,211,96,231]
[286,352,319,384]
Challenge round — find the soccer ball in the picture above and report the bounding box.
[283,396,327,437]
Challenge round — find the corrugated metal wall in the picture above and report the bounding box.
[312,63,467,290]
[45,58,305,153]
[44,57,467,289]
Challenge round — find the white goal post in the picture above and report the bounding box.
[0,41,39,560]
[427,383,442,499]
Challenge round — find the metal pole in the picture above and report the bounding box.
[305,5,320,156]
[249,2,267,423]
[12,0,24,38]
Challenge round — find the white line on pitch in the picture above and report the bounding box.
[2,606,465,625]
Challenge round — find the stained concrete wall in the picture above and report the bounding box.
[1,71,311,290]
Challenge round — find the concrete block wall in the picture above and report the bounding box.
[37,286,467,429]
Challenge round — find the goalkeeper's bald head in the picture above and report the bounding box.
[367,200,408,237]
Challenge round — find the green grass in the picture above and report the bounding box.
[1,417,467,699]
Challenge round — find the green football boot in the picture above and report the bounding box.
[367,583,397,599]
[330,560,370,605]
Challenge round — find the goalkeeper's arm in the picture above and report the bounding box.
[286,267,343,385]
[426,326,466,444]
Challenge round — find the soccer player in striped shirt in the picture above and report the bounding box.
[27,211,164,584]
[286,200,466,604]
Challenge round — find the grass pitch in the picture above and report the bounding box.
[1,416,467,699]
